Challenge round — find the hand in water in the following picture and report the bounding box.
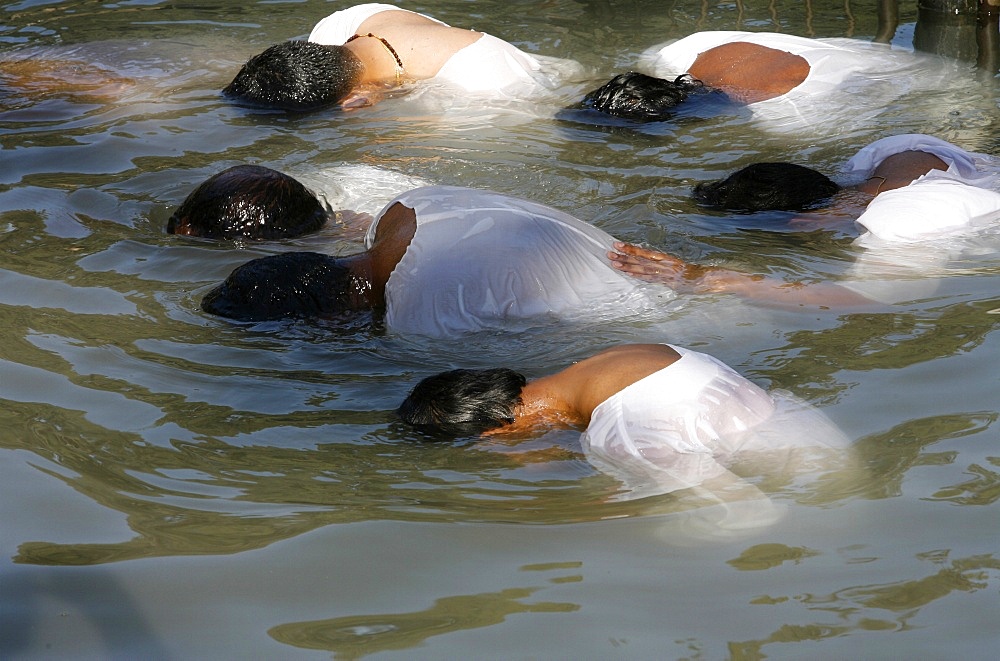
[609,241,872,308]
[607,242,714,290]
[609,242,776,298]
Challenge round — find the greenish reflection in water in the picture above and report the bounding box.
[2,0,1000,658]
[729,552,1000,659]
[269,585,580,659]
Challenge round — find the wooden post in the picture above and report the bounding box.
[920,0,977,10]
[874,0,900,44]
[882,0,999,75]
[914,0,979,59]
[977,0,1000,75]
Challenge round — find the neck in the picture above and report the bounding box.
[345,32,405,84]
[338,253,381,309]
[515,378,584,428]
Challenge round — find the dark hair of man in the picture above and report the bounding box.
[397,368,528,437]
[167,165,328,240]
[693,162,843,212]
[581,72,715,121]
[223,40,364,111]
[201,251,357,321]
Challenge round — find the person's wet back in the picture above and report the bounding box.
[224,2,582,111]
[609,134,1000,307]
[198,185,669,337]
[398,343,849,502]
[580,30,952,130]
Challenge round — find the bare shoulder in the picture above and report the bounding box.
[563,344,682,418]
[590,344,682,381]
[693,41,803,71]
[360,9,481,77]
[690,41,809,103]
[364,9,448,29]
[870,151,950,192]
[371,202,416,244]
[590,343,680,362]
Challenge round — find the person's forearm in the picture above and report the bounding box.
[608,241,875,309]
[699,268,874,309]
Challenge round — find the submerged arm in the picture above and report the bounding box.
[608,242,873,310]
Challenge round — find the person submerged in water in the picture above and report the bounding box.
[0,55,133,108]
[177,168,665,336]
[224,3,578,111]
[398,343,848,499]
[608,134,1000,306]
[167,165,334,240]
[580,30,912,121]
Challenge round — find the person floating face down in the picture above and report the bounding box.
[397,343,849,502]
[1,54,135,107]
[608,134,1000,307]
[167,165,332,240]
[578,30,897,122]
[167,166,666,337]
[222,3,569,111]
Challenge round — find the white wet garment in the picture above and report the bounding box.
[582,345,849,500]
[855,176,1000,246]
[842,133,1000,188]
[364,186,668,337]
[297,164,430,219]
[308,3,576,96]
[837,135,1000,303]
[309,4,446,43]
[643,31,874,99]
[433,33,556,94]
[638,31,942,132]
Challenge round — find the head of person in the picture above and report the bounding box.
[167,165,329,240]
[202,251,361,321]
[693,162,842,212]
[223,40,364,111]
[581,72,720,121]
[397,368,528,437]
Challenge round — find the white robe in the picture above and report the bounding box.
[583,345,849,500]
[639,31,944,131]
[308,3,577,97]
[364,186,667,337]
[838,135,1000,303]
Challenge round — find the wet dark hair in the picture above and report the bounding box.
[693,162,842,212]
[201,251,359,321]
[223,40,364,111]
[581,72,720,121]
[397,368,527,437]
[167,165,329,240]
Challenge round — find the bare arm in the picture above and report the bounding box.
[1,59,132,101]
[689,42,809,104]
[608,242,874,310]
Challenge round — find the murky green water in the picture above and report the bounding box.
[2,1,999,658]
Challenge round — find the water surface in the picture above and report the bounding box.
[2,1,999,658]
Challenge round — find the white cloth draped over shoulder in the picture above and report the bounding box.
[638,31,952,132]
[582,345,849,501]
[843,133,1000,244]
[837,134,1000,303]
[364,186,668,337]
[308,3,581,97]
